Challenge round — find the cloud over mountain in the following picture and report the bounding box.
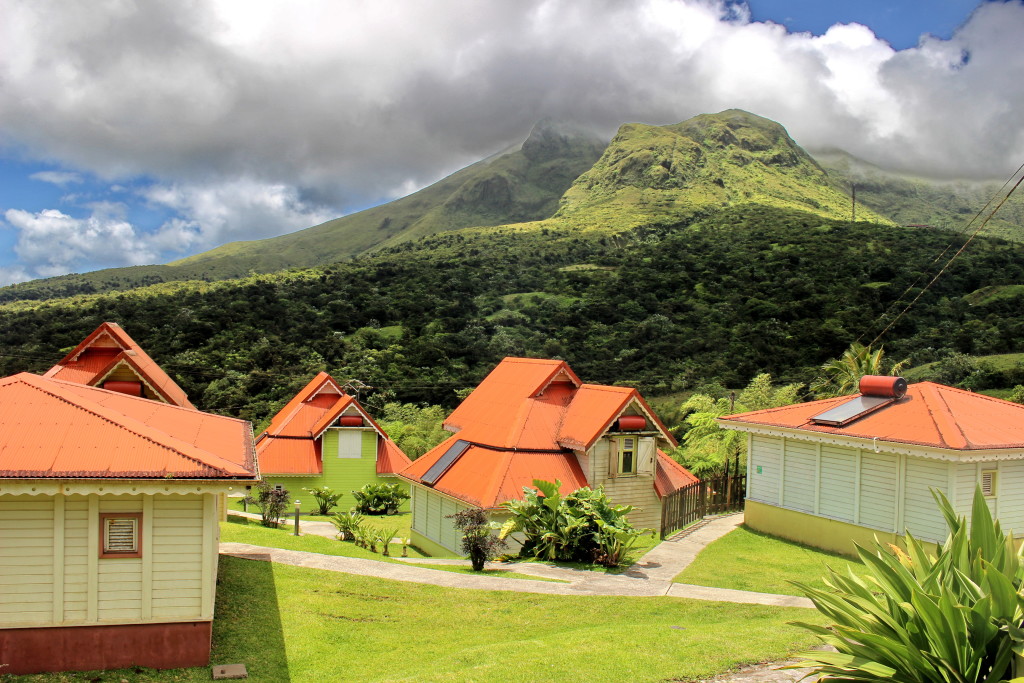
[1,0,1023,282]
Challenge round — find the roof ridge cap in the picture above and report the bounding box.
[22,375,246,476]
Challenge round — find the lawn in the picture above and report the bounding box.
[6,556,825,682]
[221,517,444,560]
[674,525,864,596]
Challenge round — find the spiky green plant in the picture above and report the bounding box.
[789,487,1024,681]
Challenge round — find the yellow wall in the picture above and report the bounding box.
[745,500,899,558]
[0,492,216,628]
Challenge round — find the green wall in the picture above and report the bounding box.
[261,429,409,511]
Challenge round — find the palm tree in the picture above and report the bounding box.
[810,342,909,398]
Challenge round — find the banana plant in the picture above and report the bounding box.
[789,486,1024,682]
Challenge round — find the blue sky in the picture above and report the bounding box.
[0,0,1020,285]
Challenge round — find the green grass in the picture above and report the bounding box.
[220,518,438,560]
[674,525,863,596]
[903,352,1024,382]
[6,556,825,682]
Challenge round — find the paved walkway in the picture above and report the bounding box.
[220,512,811,606]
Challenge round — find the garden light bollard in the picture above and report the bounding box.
[294,500,301,536]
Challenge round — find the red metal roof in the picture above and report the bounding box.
[655,451,699,497]
[0,373,256,479]
[377,438,413,476]
[256,372,409,475]
[399,357,688,507]
[720,381,1024,451]
[44,322,195,409]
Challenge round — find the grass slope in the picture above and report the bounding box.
[8,556,824,682]
[674,526,863,596]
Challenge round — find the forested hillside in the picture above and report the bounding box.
[1,204,1021,428]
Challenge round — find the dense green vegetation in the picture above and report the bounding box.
[1,204,1023,431]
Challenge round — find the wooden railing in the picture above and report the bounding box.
[660,472,746,538]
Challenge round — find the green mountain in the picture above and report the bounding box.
[7,108,1022,305]
[817,150,1024,242]
[556,109,884,229]
[0,119,606,302]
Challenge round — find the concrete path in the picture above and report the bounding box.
[220,512,813,608]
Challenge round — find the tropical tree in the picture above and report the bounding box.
[676,373,802,476]
[810,342,909,398]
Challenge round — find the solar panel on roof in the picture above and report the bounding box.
[421,439,471,485]
[810,395,894,427]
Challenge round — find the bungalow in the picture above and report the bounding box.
[719,376,1024,555]
[0,372,258,675]
[398,357,697,555]
[255,372,412,503]
[45,321,194,409]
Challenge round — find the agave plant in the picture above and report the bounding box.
[789,486,1024,682]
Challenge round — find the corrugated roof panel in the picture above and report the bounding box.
[654,451,699,497]
[721,381,1024,451]
[256,438,321,475]
[377,438,413,475]
[0,373,256,479]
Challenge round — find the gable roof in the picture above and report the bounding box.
[0,373,256,479]
[719,381,1024,452]
[399,357,685,508]
[256,372,411,475]
[44,322,194,409]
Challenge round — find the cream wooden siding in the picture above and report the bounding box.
[903,458,949,542]
[151,495,204,620]
[410,486,468,553]
[819,446,856,523]
[590,438,611,486]
[858,453,898,532]
[781,440,815,512]
[748,435,781,504]
[584,436,661,529]
[994,461,1024,532]
[0,495,54,625]
[955,462,979,518]
[0,492,213,628]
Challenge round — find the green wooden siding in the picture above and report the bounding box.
[262,429,409,509]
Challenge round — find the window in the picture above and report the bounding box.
[619,437,637,474]
[981,470,998,497]
[99,513,142,558]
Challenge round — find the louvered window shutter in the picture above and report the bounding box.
[607,440,618,478]
[981,470,997,497]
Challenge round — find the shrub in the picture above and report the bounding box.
[789,486,1024,681]
[303,485,344,516]
[377,527,401,557]
[499,479,651,567]
[329,510,364,541]
[352,482,410,515]
[244,481,291,528]
[449,508,507,571]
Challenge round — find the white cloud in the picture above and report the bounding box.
[3,206,155,280]
[1,0,1023,282]
[29,170,83,187]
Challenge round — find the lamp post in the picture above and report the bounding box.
[294,500,301,536]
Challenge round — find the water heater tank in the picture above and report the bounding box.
[859,375,908,399]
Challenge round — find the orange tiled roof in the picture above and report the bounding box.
[399,357,686,507]
[720,381,1024,451]
[44,322,195,409]
[256,372,410,475]
[0,373,256,479]
[401,435,589,508]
